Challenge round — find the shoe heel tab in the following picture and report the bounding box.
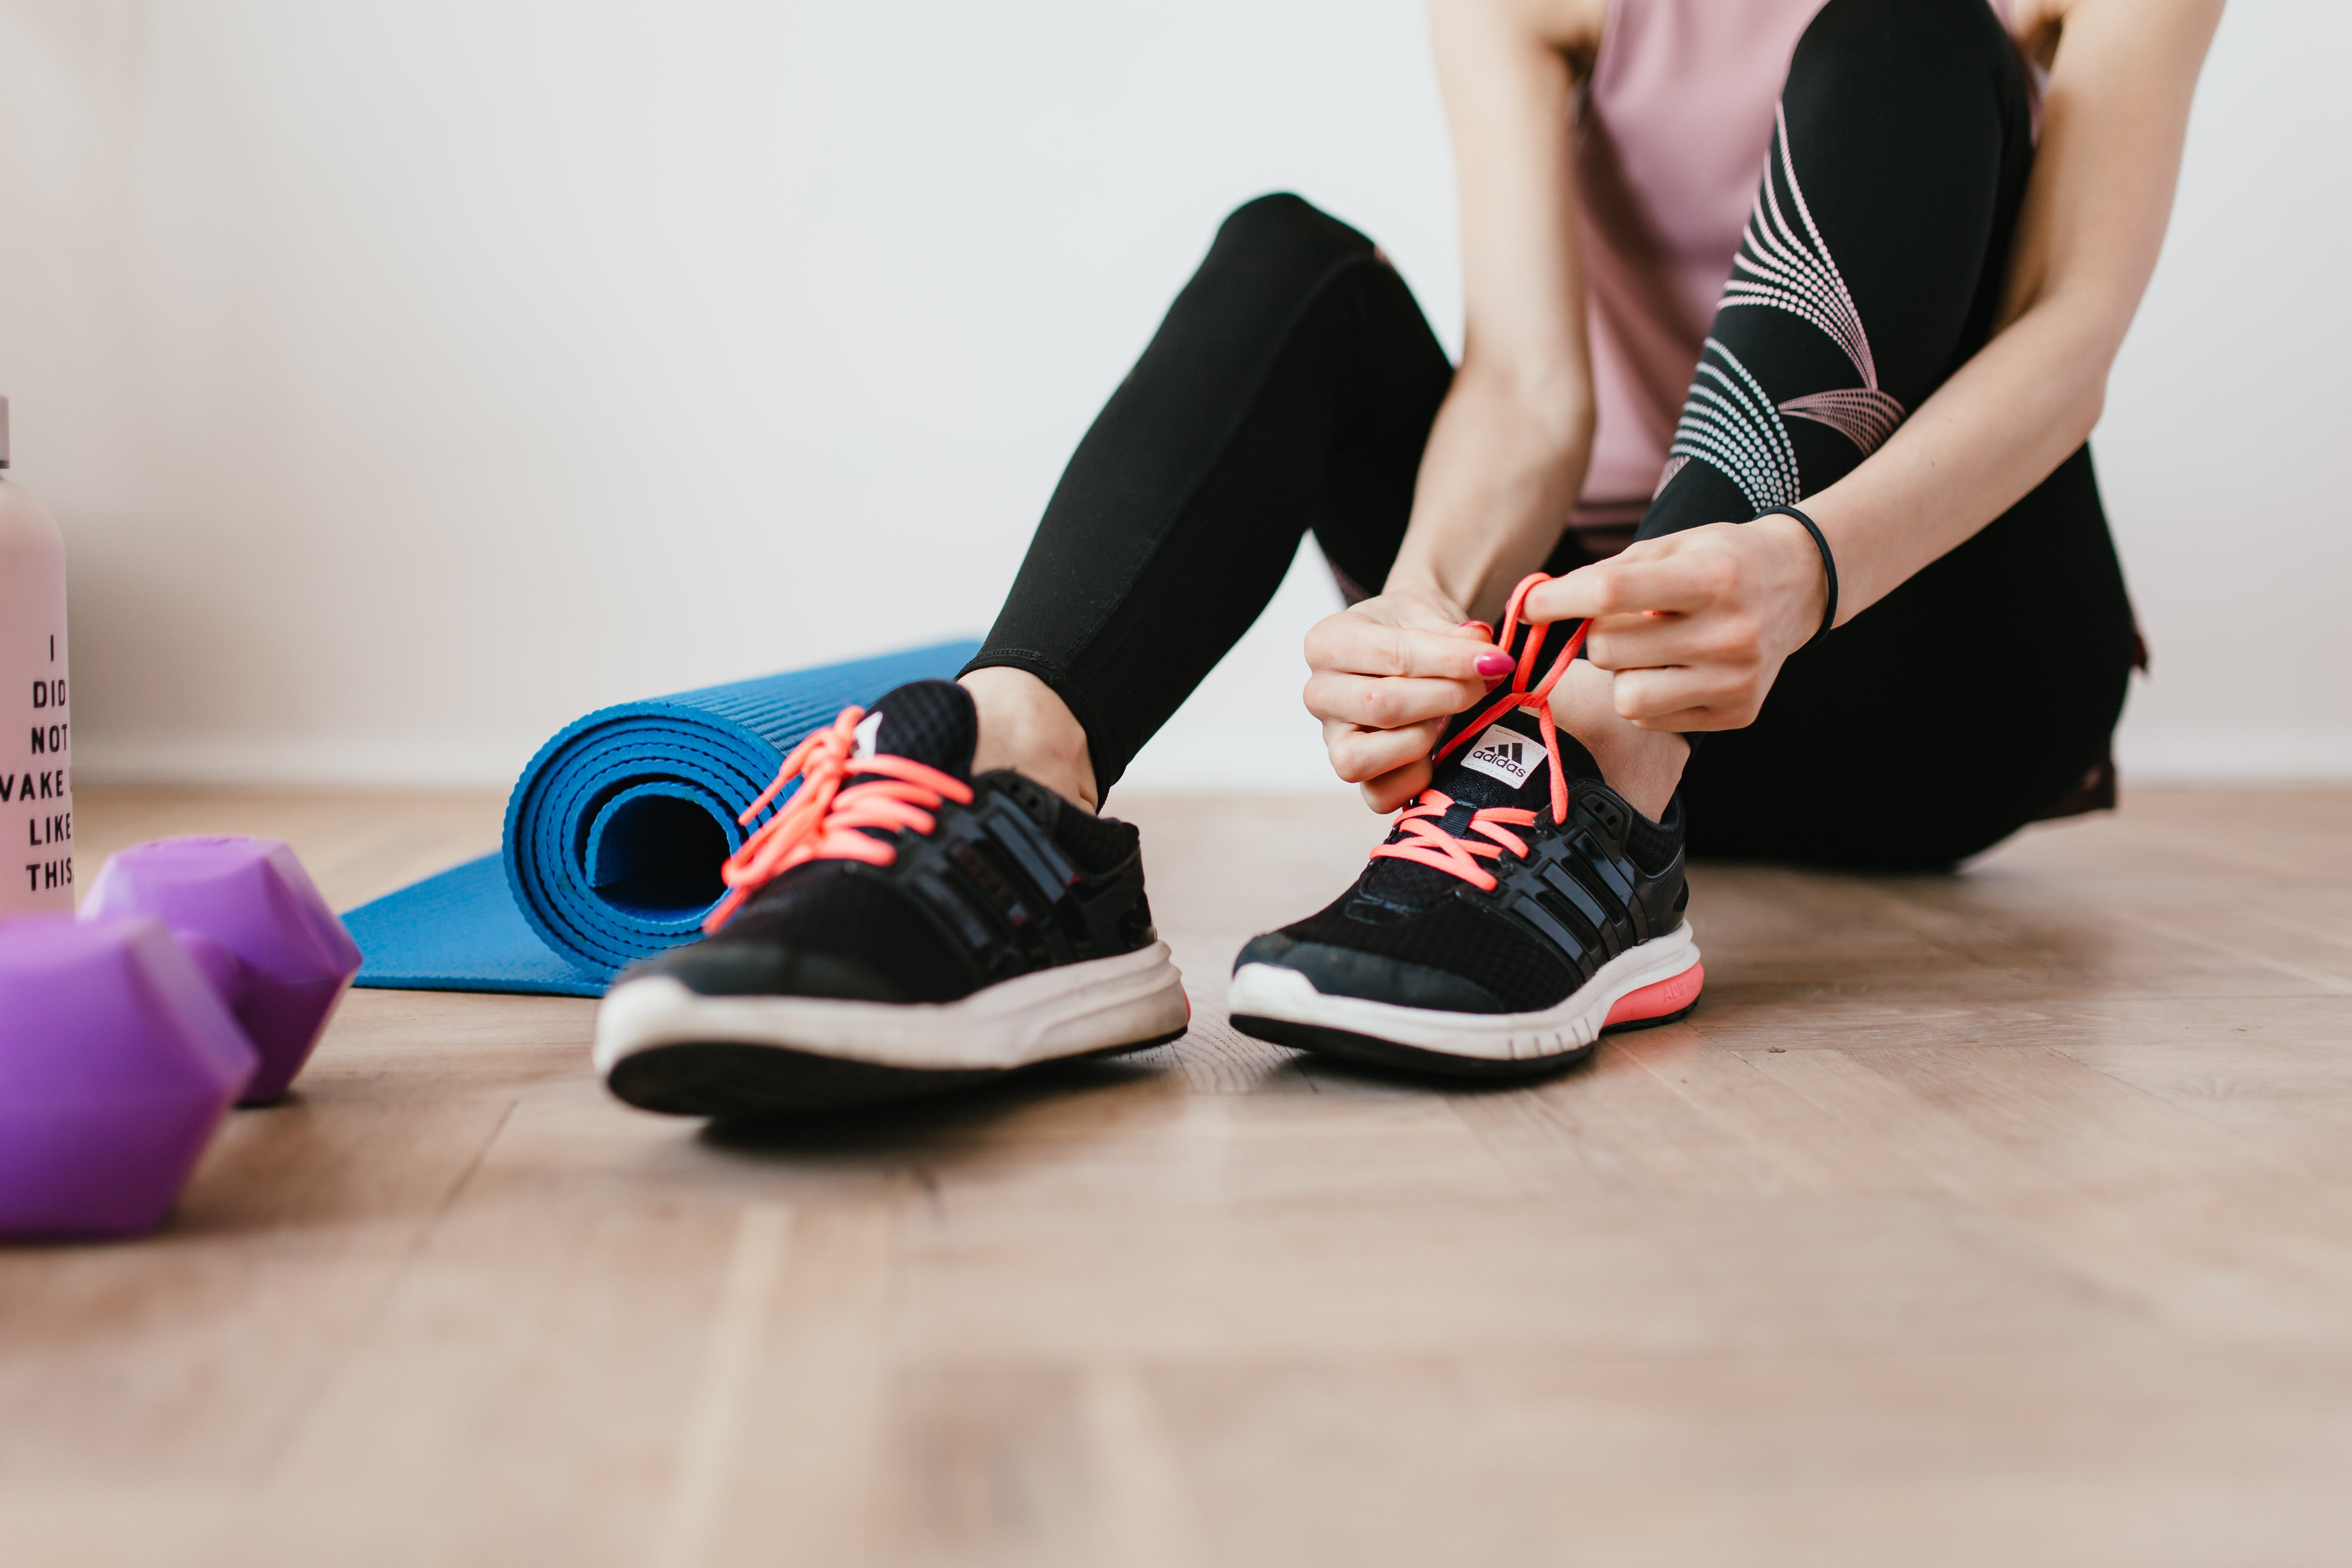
[1570,785,1634,843]
[1569,781,1683,879]
[976,768,1067,823]
[1568,779,1683,835]
[977,769,1143,871]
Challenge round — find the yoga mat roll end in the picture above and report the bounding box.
[350,640,980,995]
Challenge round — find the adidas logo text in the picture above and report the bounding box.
[1458,723,1542,788]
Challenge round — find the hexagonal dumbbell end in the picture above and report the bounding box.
[81,837,362,1105]
[0,916,258,1239]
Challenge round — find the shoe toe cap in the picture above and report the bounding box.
[1233,930,1504,1014]
[619,939,901,1003]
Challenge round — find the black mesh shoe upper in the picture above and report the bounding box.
[1235,699,1688,1015]
[618,680,1159,1006]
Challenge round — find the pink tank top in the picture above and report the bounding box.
[1571,0,2015,536]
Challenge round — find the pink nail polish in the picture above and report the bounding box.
[1476,653,1515,677]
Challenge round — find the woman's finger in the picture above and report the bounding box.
[1304,671,1485,730]
[1611,663,1755,725]
[1306,615,1510,682]
[1322,715,1446,784]
[1522,548,1727,624]
[1360,759,1433,814]
[1585,609,1764,672]
[1627,704,1730,734]
[1582,612,1699,671]
[1324,720,1445,784]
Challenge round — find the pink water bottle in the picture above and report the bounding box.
[0,398,74,915]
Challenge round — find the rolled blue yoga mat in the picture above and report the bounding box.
[344,640,980,997]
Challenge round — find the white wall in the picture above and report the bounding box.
[2089,0,2352,782]
[0,0,2341,795]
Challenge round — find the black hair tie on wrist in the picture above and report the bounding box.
[1753,505,1838,646]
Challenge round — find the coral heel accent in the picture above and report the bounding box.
[1603,962,1705,1027]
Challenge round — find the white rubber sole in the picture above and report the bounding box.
[1227,922,1699,1064]
[593,940,1189,1075]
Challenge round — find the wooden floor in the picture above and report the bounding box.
[9,786,2352,1566]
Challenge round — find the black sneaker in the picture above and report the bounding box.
[1228,578,1701,1078]
[594,680,1188,1114]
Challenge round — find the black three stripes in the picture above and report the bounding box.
[1485,802,1652,983]
[884,783,1144,980]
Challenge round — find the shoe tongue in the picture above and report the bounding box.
[853,679,977,779]
[1432,705,1553,811]
[1354,699,1605,910]
[1424,614,1598,811]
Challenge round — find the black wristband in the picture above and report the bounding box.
[1753,505,1838,646]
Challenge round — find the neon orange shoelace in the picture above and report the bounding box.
[703,704,974,933]
[1366,572,1588,895]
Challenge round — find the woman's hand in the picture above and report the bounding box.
[1292,0,1603,815]
[1305,587,1515,812]
[1522,515,1828,732]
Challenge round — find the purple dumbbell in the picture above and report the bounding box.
[80,837,362,1105]
[0,916,258,1239]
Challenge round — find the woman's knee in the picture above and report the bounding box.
[1208,193,1375,280]
[1785,0,2022,124]
[1759,0,2033,399]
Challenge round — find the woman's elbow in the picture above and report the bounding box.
[1455,352,1596,456]
[2012,291,2128,450]
[1537,385,1597,456]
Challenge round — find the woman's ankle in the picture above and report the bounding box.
[959,667,1101,812]
[1549,660,1688,821]
[1582,724,1690,823]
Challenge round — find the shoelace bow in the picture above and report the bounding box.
[1367,572,1589,894]
[703,704,974,933]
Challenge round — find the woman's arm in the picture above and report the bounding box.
[1306,0,1608,808]
[1528,0,2224,732]
[1385,0,1604,614]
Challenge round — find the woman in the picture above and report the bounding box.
[592,0,2222,1115]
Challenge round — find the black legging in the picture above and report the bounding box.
[968,0,2138,870]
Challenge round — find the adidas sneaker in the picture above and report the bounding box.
[1228,575,1701,1077]
[594,680,1189,1115]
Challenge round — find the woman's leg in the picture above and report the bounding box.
[1633,0,2138,868]
[964,194,1454,806]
